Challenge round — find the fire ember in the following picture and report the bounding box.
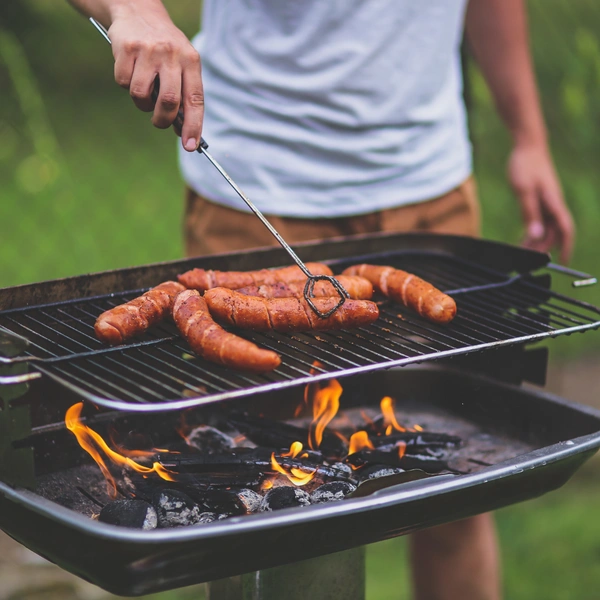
[49,371,478,530]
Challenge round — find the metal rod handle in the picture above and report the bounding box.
[547,263,597,288]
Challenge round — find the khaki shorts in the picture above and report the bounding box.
[183,176,480,257]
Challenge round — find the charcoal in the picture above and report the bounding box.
[197,488,259,516]
[260,487,311,511]
[310,481,357,504]
[185,425,237,453]
[236,489,263,514]
[152,488,213,528]
[159,449,357,485]
[372,432,462,456]
[227,412,347,459]
[99,499,157,530]
[346,449,450,473]
[355,465,406,482]
[330,461,354,476]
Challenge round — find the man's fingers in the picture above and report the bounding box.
[128,60,156,113]
[114,52,135,91]
[152,68,182,129]
[517,186,545,244]
[181,53,204,152]
[542,187,575,265]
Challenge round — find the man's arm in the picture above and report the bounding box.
[68,0,203,152]
[465,0,574,264]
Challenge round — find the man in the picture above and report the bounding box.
[69,2,574,598]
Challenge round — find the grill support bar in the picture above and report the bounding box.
[207,547,365,600]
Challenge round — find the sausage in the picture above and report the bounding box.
[95,281,186,344]
[177,262,333,291]
[172,289,281,373]
[342,264,456,324]
[235,275,374,300]
[204,288,379,332]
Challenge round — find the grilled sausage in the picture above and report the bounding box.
[204,288,379,332]
[342,264,456,324]
[95,281,186,344]
[173,290,281,373]
[235,275,373,300]
[177,262,333,292]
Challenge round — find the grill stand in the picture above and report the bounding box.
[207,547,365,600]
[0,328,35,489]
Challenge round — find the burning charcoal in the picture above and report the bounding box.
[99,499,157,530]
[159,448,357,485]
[227,412,347,459]
[310,481,357,504]
[185,425,237,454]
[236,489,263,514]
[372,431,462,456]
[346,449,450,473]
[192,488,262,516]
[152,488,211,528]
[260,487,311,512]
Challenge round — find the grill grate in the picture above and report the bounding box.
[1,251,599,411]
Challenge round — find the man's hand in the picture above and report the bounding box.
[109,3,204,152]
[508,143,574,264]
[466,0,576,265]
[68,0,204,152]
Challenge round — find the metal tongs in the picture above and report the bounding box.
[89,18,348,317]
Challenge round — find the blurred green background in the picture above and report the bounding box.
[0,1,599,599]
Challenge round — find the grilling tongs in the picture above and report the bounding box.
[89,18,348,318]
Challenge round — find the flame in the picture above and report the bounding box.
[348,431,374,455]
[65,403,177,498]
[397,441,407,459]
[380,396,406,432]
[413,424,424,432]
[295,360,324,417]
[270,442,317,486]
[308,378,342,450]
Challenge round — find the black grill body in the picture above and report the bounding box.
[0,233,599,596]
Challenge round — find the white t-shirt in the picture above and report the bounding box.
[179,0,472,218]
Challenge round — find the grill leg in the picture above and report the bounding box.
[206,546,365,600]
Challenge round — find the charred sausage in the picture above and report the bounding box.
[342,264,456,324]
[95,281,186,344]
[173,290,281,373]
[204,288,379,332]
[177,262,333,292]
[235,275,373,300]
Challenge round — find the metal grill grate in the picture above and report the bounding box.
[1,251,599,411]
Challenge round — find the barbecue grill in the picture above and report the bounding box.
[1,232,599,597]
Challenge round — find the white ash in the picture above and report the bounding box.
[237,489,263,513]
[331,462,354,476]
[310,481,357,504]
[363,467,405,480]
[185,425,236,453]
[154,489,206,528]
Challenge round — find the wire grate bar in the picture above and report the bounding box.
[2,249,598,409]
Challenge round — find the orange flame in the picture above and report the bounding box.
[380,396,406,433]
[270,442,317,486]
[397,441,407,459]
[348,431,375,455]
[65,403,177,498]
[308,378,342,450]
[296,360,324,417]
